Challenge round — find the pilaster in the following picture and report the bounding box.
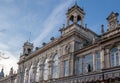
[59,59,64,78]
[106,48,110,68]
[32,65,36,82]
[48,60,54,79]
[100,48,105,69]
[81,18,84,26]
[39,64,44,81]
[69,53,74,76]
[26,68,29,83]
[73,16,77,23]
[117,44,120,65]
[93,51,96,71]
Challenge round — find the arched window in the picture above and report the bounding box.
[28,65,33,83]
[52,54,59,78]
[35,62,40,82]
[43,59,48,80]
[110,48,119,67]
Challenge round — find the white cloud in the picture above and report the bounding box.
[34,0,73,46]
[0,50,18,75]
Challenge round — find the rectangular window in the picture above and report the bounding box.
[64,60,69,76]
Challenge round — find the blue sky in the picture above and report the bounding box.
[0,0,120,74]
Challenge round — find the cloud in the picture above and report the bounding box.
[34,0,73,46]
[0,50,18,75]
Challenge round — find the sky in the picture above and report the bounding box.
[0,0,120,75]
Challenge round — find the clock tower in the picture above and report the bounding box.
[107,12,119,31]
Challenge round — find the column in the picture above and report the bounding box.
[106,49,110,68]
[69,54,74,76]
[100,48,105,69]
[59,59,64,78]
[32,65,36,82]
[117,44,120,65]
[66,16,69,26]
[93,51,96,71]
[74,16,77,24]
[16,69,20,83]
[81,18,84,27]
[26,68,29,83]
[48,60,54,79]
[39,64,44,81]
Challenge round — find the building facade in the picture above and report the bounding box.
[0,3,120,83]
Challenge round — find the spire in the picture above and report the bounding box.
[75,0,78,8]
[75,1,77,6]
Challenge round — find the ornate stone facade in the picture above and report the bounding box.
[0,3,120,83]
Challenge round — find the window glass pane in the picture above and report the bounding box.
[64,60,69,76]
[110,48,119,67]
[52,54,59,78]
[116,53,119,66]
[96,60,100,70]
[96,52,101,70]
[78,58,82,74]
[83,54,93,73]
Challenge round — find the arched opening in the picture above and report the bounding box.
[28,49,31,54]
[69,15,74,25]
[52,54,59,78]
[77,15,81,25]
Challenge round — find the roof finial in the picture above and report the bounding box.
[101,24,104,34]
[75,0,78,6]
[28,32,31,42]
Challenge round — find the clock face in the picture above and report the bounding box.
[110,22,115,29]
